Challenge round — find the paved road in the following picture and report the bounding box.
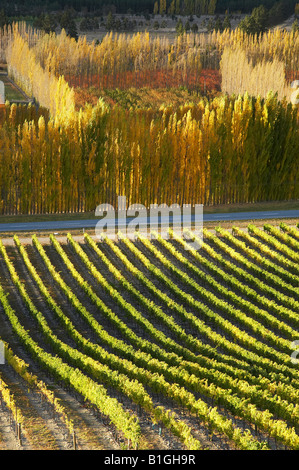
[0,209,298,233]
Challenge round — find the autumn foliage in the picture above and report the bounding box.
[0,23,298,215]
[0,91,298,215]
[6,24,75,124]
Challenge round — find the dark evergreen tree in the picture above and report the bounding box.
[0,0,297,26]
[0,8,10,27]
[106,11,115,31]
[239,5,269,34]
[67,19,78,40]
[223,13,231,30]
[191,22,198,33]
[184,20,191,31]
[175,18,184,35]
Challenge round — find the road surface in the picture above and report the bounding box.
[0,209,297,233]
